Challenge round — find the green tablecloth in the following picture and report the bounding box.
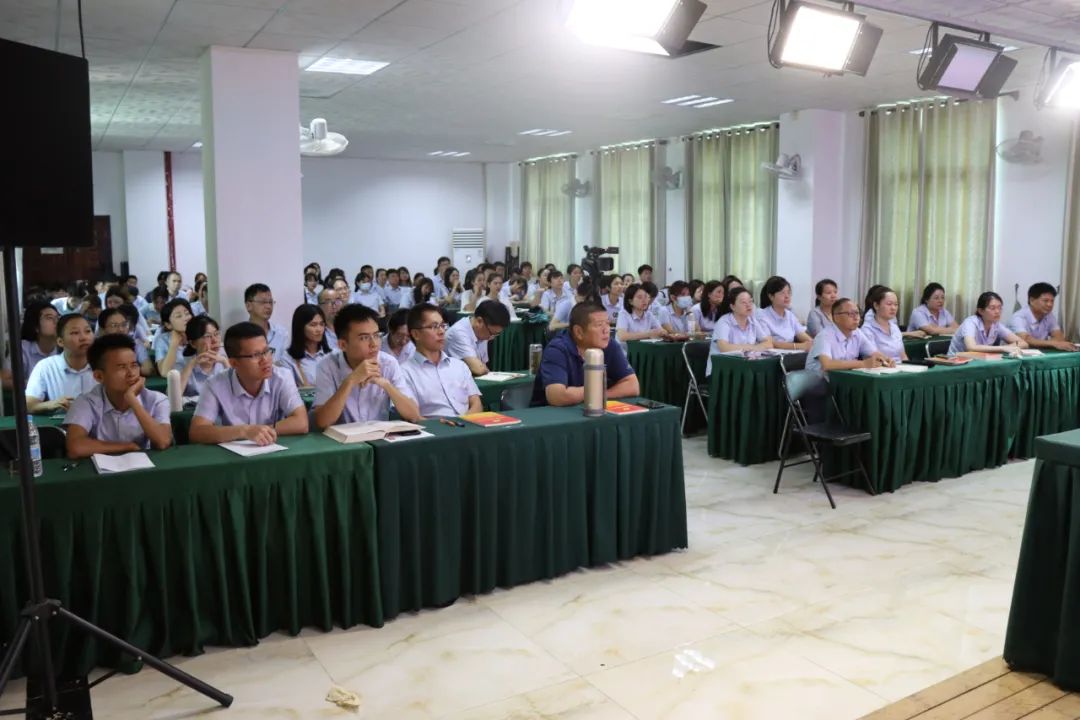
[829,360,1021,493]
[902,336,953,362]
[706,353,806,465]
[488,321,548,372]
[1011,351,1080,458]
[0,435,381,676]
[372,404,688,619]
[627,340,707,433]
[475,373,534,410]
[1005,429,1080,690]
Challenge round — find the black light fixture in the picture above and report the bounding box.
[767,0,882,76]
[916,23,1017,99]
[564,0,716,58]
[1036,47,1080,110]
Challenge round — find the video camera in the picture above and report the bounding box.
[581,245,618,278]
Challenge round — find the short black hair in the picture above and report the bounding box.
[97,307,129,333]
[566,263,582,275]
[388,307,410,334]
[183,315,221,357]
[549,270,564,281]
[1028,282,1057,300]
[224,321,267,357]
[305,272,319,283]
[105,285,132,303]
[151,287,171,303]
[474,299,511,328]
[124,274,138,283]
[831,298,855,318]
[117,304,140,328]
[623,283,644,312]
[244,283,271,303]
[669,280,688,298]
[88,333,136,371]
[160,298,193,330]
[642,281,658,299]
[57,313,91,337]
[570,301,606,334]
[334,303,380,339]
[638,264,653,274]
[920,282,945,305]
[521,261,533,271]
[407,303,442,331]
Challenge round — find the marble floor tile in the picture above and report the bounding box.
[440,678,635,720]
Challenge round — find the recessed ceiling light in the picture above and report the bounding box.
[662,94,733,109]
[191,141,203,148]
[305,57,389,75]
[519,128,573,136]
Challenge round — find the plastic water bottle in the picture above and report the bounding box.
[27,415,43,477]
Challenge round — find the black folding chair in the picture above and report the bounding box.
[926,337,952,357]
[681,341,711,435]
[0,425,68,465]
[774,369,874,509]
[499,382,534,411]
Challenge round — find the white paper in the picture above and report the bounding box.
[895,364,929,373]
[92,452,155,474]
[638,338,664,343]
[480,372,527,383]
[384,430,435,443]
[218,440,288,457]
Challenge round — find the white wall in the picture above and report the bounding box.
[663,139,688,284]
[993,97,1074,322]
[122,150,169,291]
[171,152,207,286]
[300,156,486,278]
[485,162,517,264]
[92,151,126,274]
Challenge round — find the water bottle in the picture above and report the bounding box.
[27,416,43,477]
[688,314,698,337]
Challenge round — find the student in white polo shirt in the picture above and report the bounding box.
[25,314,97,414]
[64,334,173,458]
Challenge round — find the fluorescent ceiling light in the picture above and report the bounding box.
[662,94,733,109]
[679,95,716,105]
[1043,59,1080,109]
[519,128,573,136]
[565,0,711,58]
[305,57,389,75]
[693,98,734,108]
[663,94,701,104]
[780,4,861,72]
[428,151,471,157]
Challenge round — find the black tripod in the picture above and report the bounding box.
[0,245,232,716]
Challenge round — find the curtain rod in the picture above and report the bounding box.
[858,97,979,117]
[682,122,780,141]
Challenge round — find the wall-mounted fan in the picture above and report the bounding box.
[300,118,348,157]
[996,130,1043,164]
[761,153,801,179]
[653,166,682,190]
[562,178,591,197]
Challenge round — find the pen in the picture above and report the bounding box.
[439,418,465,427]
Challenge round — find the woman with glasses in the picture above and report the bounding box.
[312,304,420,428]
[382,308,415,363]
[908,282,960,336]
[181,315,229,395]
[279,305,331,388]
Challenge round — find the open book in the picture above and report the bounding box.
[92,452,155,474]
[324,420,424,444]
[479,372,528,382]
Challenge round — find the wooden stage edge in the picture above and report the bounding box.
[861,658,1080,720]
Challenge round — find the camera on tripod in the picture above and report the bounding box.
[581,245,618,278]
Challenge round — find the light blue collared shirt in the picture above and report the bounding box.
[601,294,622,323]
[807,324,877,375]
[277,348,328,387]
[658,306,690,334]
[304,288,320,305]
[616,309,661,334]
[1008,307,1060,341]
[949,315,1012,354]
[314,350,415,424]
[152,330,191,374]
[187,360,227,397]
[20,339,58,379]
[806,307,832,338]
[264,323,289,359]
[25,354,97,401]
[401,351,481,417]
[193,366,303,427]
[64,384,170,448]
[860,318,905,362]
[445,317,488,365]
[382,338,415,365]
[708,313,768,375]
[540,288,573,317]
[908,304,955,332]
[755,306,807,344]
[350,289,384,313]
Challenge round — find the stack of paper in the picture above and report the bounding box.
[219,441,288,457]
[323,421,424,444]
[92,452,155,474]
[481,372,527,382]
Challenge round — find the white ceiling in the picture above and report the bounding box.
[1,0,1078,162]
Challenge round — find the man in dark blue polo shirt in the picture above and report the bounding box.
[532,301,640,406]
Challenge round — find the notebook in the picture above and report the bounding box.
[92,452,155,474]
[323,421,424,444]
[219,440,288,457]
[480,372,528,383]
[460,412,522,427]
[605,400,649,415]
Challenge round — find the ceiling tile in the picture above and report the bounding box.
[168,1,279,34]
[260,10,369,39]
[246,31,337,54]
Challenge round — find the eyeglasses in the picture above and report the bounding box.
[419,322,450,332]
[834,311,860,318]
[233,347,275,360]
[483,321,504,338]
[251,299,276,306]
[102,322,130,331]
[355,332,385,344]
[202,332,221,341]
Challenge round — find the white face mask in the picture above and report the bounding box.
[360,282,372,292]
[676,296,693,309]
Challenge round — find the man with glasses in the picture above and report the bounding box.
[244,283,289,358]
[189,322,308,446]
[312,304,419,428]
[445,301,510,377]
[402,305,483,417]
[806,298,889,376]
[532,301,639,407]
[97,307,154,376]
[318,288,343,346]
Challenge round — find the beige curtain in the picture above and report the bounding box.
[1062,121,1080,340]
[861,100,995,316]
[597,144,654,274]
[521,156,574,268]
[689,125,778,284]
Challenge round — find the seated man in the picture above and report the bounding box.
[445,301,510,377]
[312,304,420,429]
[533,301,640,406]
[64,334,173,458]
[401,305,483,417]
[806,298,891,375]
[26,314,97,414]
[318,287,342,346]
[1008,282,1075,352]
[244,283,289,358]
[189,321,308,446]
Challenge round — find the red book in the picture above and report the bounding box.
[460,412,522,427]
[605,401,648,415]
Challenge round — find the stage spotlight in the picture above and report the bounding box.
[767,0,882,76]
[1036,48,1080,110]
[916,25,1017,99]
[564,0,715,58]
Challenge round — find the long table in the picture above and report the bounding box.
[1004,428,1080,690]
[1,403,687,675]
[488,321,548,372]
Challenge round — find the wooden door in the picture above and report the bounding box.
[22,215,114,292]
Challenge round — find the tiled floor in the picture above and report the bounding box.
[0,436,1032,719]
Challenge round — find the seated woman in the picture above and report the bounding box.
[460,270,487,312]
[599,274,624,323]
[153,298,194,377]
[860,286,909,363]
[478,273,516,316]
[948,291,1029,355]
[659,280,693,335]
[382,308,415,363]
[3,301,59,388]
[403,278,436,309]
[351,271,386,316]
[806,278,838,337]
[616,283,666,342]
[908,282,960,336]
[181,315,229,396]
[528,267,551,307]
[437,266,463,308]
[278,304,331,388]
[691,280,724,334]
[806,298,890,375]
[708,286,772,375]
[756,276,812,351]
